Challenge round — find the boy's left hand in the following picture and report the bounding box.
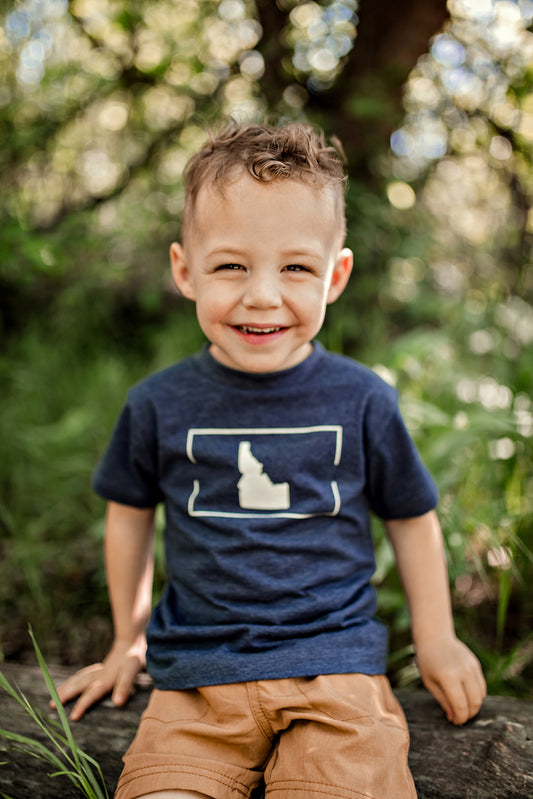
[414,633,487,725]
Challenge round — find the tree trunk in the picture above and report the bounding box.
[0,663,531,798]
[257,0,449,176]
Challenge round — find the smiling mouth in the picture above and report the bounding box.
[235,325,285,335]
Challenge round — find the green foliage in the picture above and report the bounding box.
[0,303,203,662]
[365,323,533,696]
[0,629,109,798]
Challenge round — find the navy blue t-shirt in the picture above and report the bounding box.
[93,342,438,690]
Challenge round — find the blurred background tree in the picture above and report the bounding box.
[1,0,532,697]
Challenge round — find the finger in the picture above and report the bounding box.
[452,654,486,723]
[111,659,141,706]
[424,670,472,725]
[450,676,484,726]
[69,676,115,721]
[51,664,104,709]
[450,687,471,726]
[426,655,487,725]
[422,678,453,722]
[463,664,487,721]
[475,658,487,700]
[444,673,473,725]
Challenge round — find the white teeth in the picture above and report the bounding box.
[239,326,282,334]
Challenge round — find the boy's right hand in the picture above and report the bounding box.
[52,636,146,721]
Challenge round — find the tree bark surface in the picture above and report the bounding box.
[0,663,531,798]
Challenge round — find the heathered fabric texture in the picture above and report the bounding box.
[93,343,438,689]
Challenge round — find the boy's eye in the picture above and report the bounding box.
[215,263,245,272]
[284,264,310,272]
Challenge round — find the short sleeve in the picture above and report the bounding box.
[364,394,438,520]
[92,395,164,508]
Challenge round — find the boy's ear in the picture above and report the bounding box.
[170,242,196,301]
[327,248,353,304]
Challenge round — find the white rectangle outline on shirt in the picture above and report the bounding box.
[186,426,343,519]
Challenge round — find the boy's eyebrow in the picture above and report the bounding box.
[278,247,325,260]
[205,245,326,260]
[205,246,249,258]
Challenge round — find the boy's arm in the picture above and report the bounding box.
[385,510,486,725]
[54,501,155,721]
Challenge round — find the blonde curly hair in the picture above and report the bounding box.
[181,121,348,244]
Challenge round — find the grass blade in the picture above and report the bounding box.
[0,630,110,798]
[28,627,83,772]
[0,727,68,773]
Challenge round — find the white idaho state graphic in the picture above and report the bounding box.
[237,441,290,510]
[185,426,343,519]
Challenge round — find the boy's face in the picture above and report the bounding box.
[171,172,353,374]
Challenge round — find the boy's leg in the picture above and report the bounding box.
[262,674,417,799]
[114,685,272,799]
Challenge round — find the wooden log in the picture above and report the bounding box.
[0,663,531,798]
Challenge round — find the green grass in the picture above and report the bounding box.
[0,629,109,798]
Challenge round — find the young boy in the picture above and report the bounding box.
[56,122,486,799]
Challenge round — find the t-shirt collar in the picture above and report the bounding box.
[193,340,325,389]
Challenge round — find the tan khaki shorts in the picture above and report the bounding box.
[115,673,417,799]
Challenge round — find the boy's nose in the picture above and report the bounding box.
[242,273,282,309]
